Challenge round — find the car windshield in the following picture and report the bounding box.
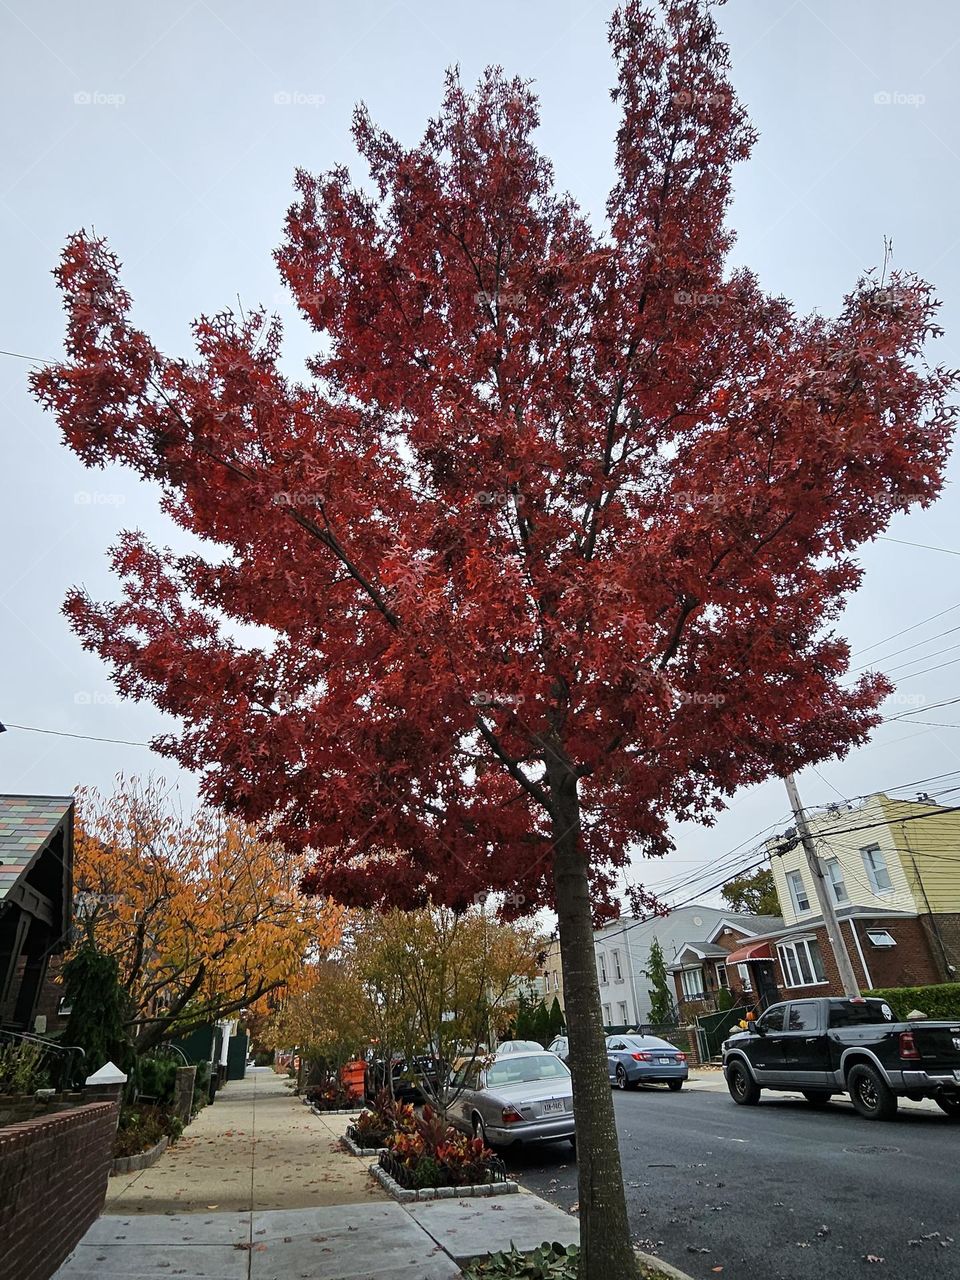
[486,1054,571,1087]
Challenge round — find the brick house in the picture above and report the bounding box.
[671,791,960,1010]
[667,915,785,1015]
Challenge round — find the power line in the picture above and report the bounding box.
[849,623,960,675]
[2,722,152,748]
[851,601,960,660]
[879,536,960,559]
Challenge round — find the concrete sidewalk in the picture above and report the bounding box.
[105,1068,383,1213]
[55,1069,582,1280]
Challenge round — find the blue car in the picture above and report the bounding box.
[607,1034,688,1091]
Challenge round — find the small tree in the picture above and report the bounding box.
[61,944,133,1082]
[645,940,674,1027]
[721,866,781,917]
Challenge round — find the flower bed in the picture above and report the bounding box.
[111,1134,169,1174]
[371,1152,519,1198]
[303,1081,356,1111]
[113,1103,183,1159]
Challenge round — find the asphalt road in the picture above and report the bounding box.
[507,1085,960,1280]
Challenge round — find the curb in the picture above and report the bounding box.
[110,1134,169,1175]
[635,1248,697,1280]
[370,1162,519,1203]
[341,1132,385,1158]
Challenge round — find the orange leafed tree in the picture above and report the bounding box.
[73,777,343,1053]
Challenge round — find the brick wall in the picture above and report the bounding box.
[770,916,942,1000]
[0,1101,116,1280]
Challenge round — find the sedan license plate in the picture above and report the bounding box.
[542,1099,567,1115]
[659,1057,672,1065]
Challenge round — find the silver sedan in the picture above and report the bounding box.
[607,1033,688,1090]
[448,1051,576,1149]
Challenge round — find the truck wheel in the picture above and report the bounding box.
[847,1063,898,1120]
[726,1061,760,1106]
[801,1090,832,1108]
[935,1095,960,1119]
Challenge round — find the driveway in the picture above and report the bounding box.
[511,1082,960,1280]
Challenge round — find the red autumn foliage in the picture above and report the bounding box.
[32,2,955,1272]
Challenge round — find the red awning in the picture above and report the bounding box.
[724,940,774,966]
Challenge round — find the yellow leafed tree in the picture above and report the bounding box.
[72,777,343,1053]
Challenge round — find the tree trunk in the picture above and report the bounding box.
[550,767,639,1280]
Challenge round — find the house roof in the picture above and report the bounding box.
[0,795,74,904]
[667,942,731,970]
[705,914,784,943]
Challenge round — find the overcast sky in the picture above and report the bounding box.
[3,0,959,910]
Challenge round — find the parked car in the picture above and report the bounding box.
[448,1050,576,1149]
[495,1040,544,1055]
[607,1033,688,1090]
[722,996,960,1120]
[547,1035,569,1064]
[365,1055,445,1104]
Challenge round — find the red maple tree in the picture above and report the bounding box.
[34,2,954,1275]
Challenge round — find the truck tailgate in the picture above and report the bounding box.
[912,1023,960,1069]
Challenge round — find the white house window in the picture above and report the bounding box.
[787,870,811,914]
[612,949,623,981]
[717,965,730,990]
[737,963,753,993]
[680,967,705,1000]
[618,1001,629,1024]
[777,938,827,988]
[552,970,559,991]
[865,929,897,949]
[598,952,608,984]
[602,1003,612,1025]
[861,845,893,894]
[825,858,849,905]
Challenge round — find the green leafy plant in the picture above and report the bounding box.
[113,1103,183,1158]
[134,1055,178,1105]
[61,944,133,1082]
[464,1242,582,1280]
[644,940,674,1027]
[0,1040,50,1094]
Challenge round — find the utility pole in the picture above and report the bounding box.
[783,773,861,999]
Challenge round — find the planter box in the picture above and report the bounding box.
[370,1161,518,1203]
[341,1132,385,1157]
[110,1134,169,1175]
[308,1102,362,1117]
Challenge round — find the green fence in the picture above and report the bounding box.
[695,1006,747,1061]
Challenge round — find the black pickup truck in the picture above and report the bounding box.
[722,996,960,1120]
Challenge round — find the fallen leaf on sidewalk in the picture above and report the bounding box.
[206,1205,218,1209]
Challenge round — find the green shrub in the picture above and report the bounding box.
[864,983,960,1021]
[134,1056,178,1105]
[113,1103,183,1158]
[0,1040,51,1094]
